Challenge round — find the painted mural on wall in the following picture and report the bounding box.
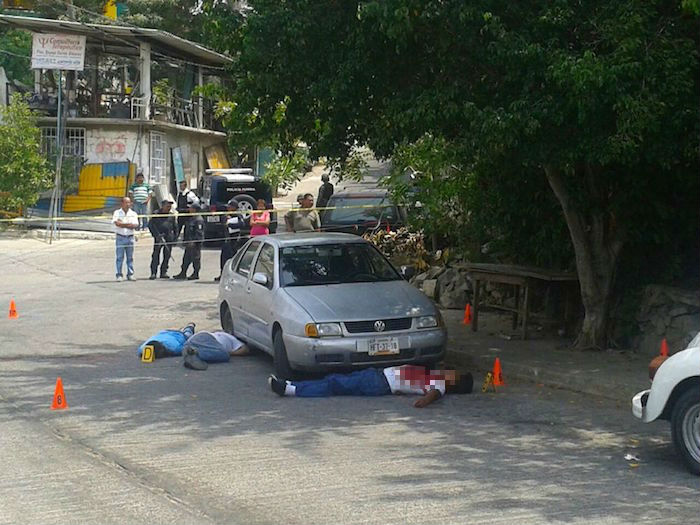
[85,129,136,164]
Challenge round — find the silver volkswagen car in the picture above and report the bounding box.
[218,233,446,376]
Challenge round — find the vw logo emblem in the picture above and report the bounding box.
[374,320,386,332]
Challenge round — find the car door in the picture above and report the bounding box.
[231,240,261,337]
[245,243,276,351]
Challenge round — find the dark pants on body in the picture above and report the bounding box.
[177,216,190,239]
[292,368,392,398]
[181,243,202,275]
[150,239,172,276]
[220,239,241,271]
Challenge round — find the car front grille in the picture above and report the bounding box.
[344,318,412,334]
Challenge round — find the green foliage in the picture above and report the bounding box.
[260,147,309,192]
[223,0,699,345]
[0,94,52,213]
[0,29,32,87]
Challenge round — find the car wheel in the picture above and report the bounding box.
[220,303,234,335]
[273,329,295,380]
[232,195,257,218]
[671,387,700,475]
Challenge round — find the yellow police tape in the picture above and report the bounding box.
[0,203,397,224]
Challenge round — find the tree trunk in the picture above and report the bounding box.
[544,165,625,350]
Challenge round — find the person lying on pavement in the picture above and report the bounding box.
[269,365,473,408]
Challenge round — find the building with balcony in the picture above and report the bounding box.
[0,14,233,217]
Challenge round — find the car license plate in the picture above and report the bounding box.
[368,337,400,356]
[206,216,219,223]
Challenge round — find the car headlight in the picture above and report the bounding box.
[305,323,343,337]
[416,315,438,329]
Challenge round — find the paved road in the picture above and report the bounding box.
[1,237,698,525]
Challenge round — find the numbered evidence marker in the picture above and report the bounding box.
[141,345,155,363]
[51,377,68,410]
[481,372,496,393]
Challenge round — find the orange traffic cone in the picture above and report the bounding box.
[462,303,472,325]
[492,358,505,386]
[660,338,669,357]
[51,377,68,410]
[8,299,18,319]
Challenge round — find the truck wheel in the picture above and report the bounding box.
[273,329,295,380]
[671,387,700,475]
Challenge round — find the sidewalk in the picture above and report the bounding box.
[442,309,650,404]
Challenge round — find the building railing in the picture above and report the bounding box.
[20,88,222,131]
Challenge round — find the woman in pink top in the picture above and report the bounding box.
[250,199,270,236]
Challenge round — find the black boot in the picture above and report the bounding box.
[173,272,187,280]
[187,273,199,280]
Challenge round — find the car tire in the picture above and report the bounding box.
[231,195,257,216]
[273,329,295,380]
[220,303,234,335]
[671,387,700,475]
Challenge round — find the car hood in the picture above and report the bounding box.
[283,281,436,322]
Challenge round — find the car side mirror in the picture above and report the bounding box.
[252,272,268,286]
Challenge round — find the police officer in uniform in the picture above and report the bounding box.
[215,198,245,282]
[148,199,177,279]
[176,180,195,240]
[173,198,206,280]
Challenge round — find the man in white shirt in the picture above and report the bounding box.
[112,197,139,281]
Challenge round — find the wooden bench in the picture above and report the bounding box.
[463,263,578,339]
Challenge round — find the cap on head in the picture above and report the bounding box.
[161,199,174,205]
[322,174,330,182]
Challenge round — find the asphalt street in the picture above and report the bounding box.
[1,237,698,525]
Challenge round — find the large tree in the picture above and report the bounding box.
[220,1,699,348]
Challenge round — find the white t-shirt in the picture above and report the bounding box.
[210,331,245,353]
[383,365,447,396]
[112,208,139,236]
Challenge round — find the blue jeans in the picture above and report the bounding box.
[292,368,392,397]
[115,235,135,277]
[133,201,149,229]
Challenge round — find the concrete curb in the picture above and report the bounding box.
[445,346,635,405]
[0,228,150,241]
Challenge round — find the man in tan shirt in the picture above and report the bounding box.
[289,193,321,232]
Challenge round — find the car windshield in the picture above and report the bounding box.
[324,196,397,224]
[280,243,401,286]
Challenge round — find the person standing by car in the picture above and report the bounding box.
[291,193,321,233]
[250,198,271,237]
[215,200,245,282]
[173,199,205,281]
[316,173,334,209]
[148,199,177,280]
[176,180,195,239]
[128,170,153,230]
[112,197,139,281]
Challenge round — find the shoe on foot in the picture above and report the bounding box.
[126,274,134,281]
[116,275,123,282]
[269,375,286,397]
[149,273,157,280]
[160,274,170,279]
[187,274,199,280]
[183,350,208,371]
[214,276,221,282]
[173,273,187,280]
